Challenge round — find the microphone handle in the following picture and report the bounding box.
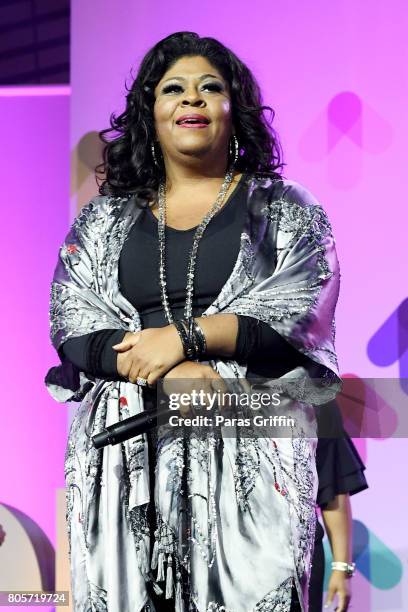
[91,407,174,449]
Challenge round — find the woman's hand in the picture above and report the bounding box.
[324,571,351,611]
[112,326,185,385]
[162,360,228,416]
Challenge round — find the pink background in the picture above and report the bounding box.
[1,1,407,609]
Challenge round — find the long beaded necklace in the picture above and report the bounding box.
[155,164,237,571]
[157,164,236,325]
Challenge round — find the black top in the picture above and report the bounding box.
[60,173,368,511]
[314,399,368,542]
[119,173,247,326]
[62,172,307,379]
[315,401,368,508]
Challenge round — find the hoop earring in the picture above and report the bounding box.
[229,134,239,166]
[151,142,159,166]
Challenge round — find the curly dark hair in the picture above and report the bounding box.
[96,31,284,206]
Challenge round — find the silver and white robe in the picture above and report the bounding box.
[45,174,342,612]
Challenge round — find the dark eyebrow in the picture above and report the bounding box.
[161,73,223,85]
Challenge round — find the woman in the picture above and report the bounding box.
[309,401,368,611]
[45,32,342,612]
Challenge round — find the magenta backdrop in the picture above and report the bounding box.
[0,87,70,611]
[1,1,406,610]
[70,2,408,609]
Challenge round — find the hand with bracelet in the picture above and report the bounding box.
[323,493,354,611]
[112,313,239,389]
[324,568,352,611]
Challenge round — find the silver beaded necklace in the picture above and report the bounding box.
[157,165,236,325]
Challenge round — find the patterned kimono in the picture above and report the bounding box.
[45,174,342,612]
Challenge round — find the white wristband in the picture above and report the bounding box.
[331,561,355,577]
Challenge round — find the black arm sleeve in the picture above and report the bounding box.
[316,434,369,508]
[315,401,369,508]
[235,315,309,377]
[60,329,128,379]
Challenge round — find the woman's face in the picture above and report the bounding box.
[153,55,233,165]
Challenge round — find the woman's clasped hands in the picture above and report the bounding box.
[112,326,185,386]
[111,325,228,412]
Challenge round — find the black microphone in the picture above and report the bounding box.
[91,406,175,449]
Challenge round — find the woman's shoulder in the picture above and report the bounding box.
[74,194,130,229]
[248,172,322,209]
[78,193,129,215]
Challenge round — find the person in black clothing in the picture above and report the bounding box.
[62,216,368,612]
[61,172,307,610]
[46,31,343,612]
[310,402,368,611]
